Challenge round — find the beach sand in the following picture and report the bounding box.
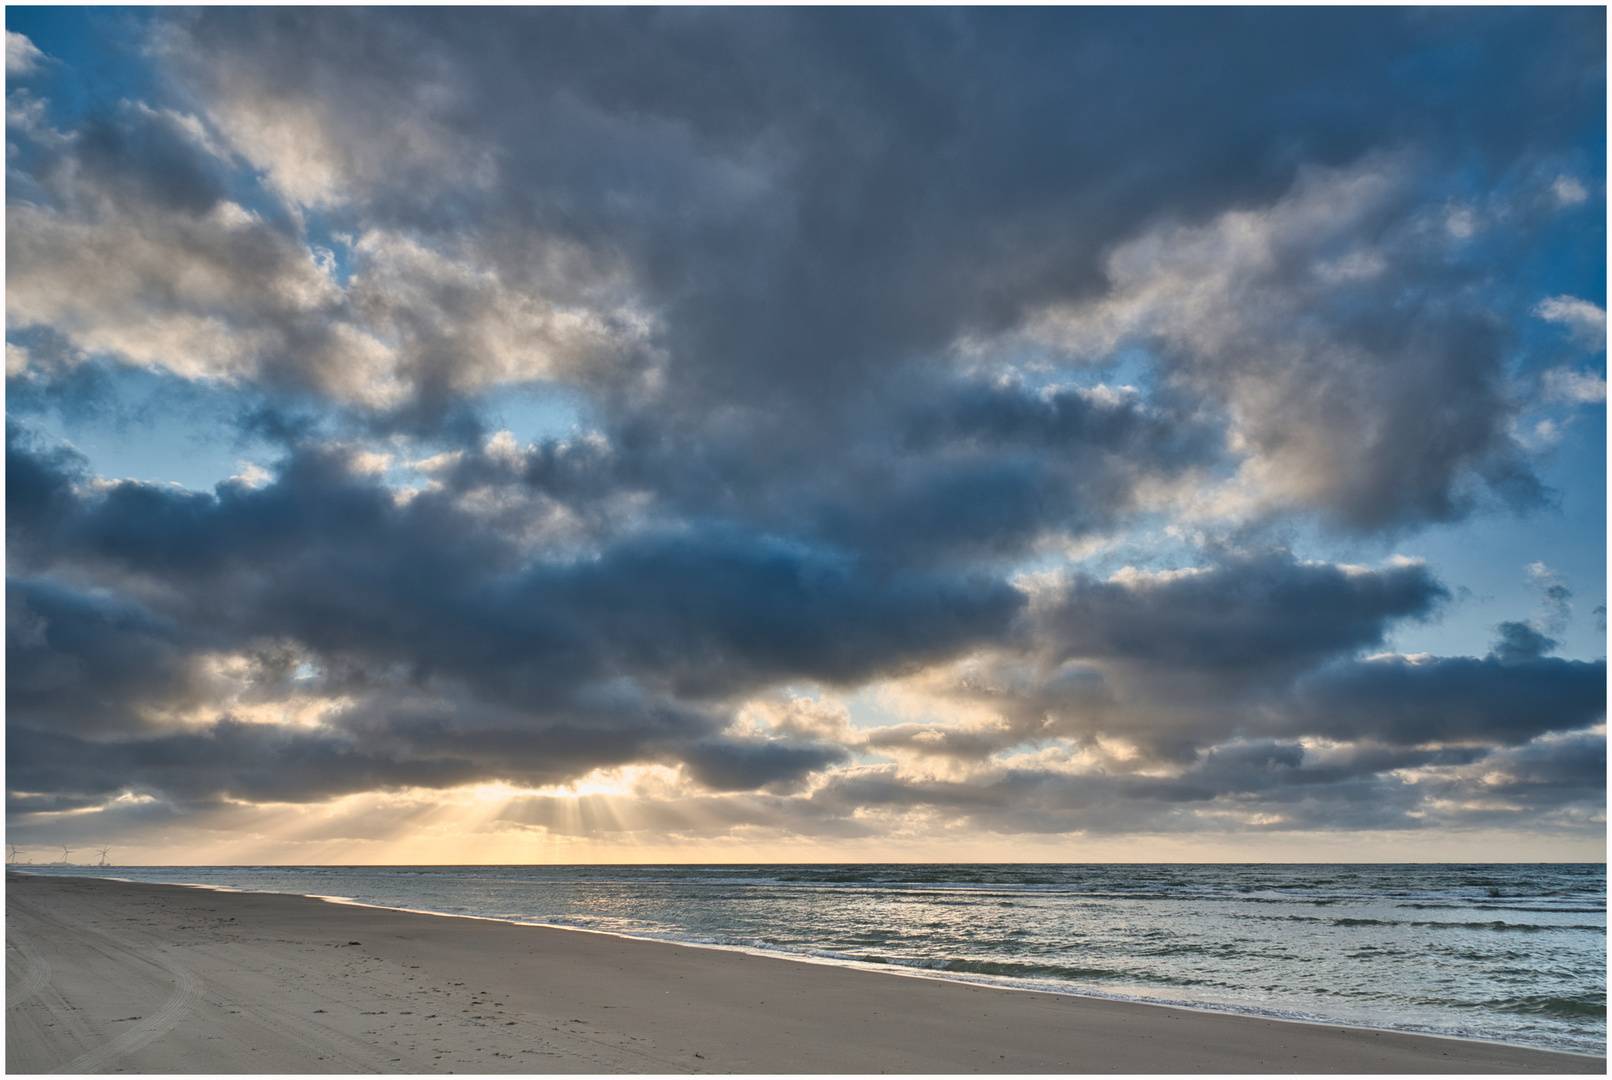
[6,873,1601,1074]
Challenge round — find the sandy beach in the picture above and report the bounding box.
[6,873,1602,1074]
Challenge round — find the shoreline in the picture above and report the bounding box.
[12,866,1602,1060]
[8,872,1604,1074]
[192,887,1612,1058]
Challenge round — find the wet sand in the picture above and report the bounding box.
[6,872,1602,1074]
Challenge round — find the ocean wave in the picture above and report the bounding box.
[1486,995,1607,1020]
[1328,917,1604,933]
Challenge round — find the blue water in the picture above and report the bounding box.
[16,862,1605,1057]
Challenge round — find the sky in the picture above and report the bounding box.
[4,7,1606,865]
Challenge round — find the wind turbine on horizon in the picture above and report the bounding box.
[97,847,111,867]
[59,845,75,865]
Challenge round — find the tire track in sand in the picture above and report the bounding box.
[50,952,203,1075]
[5,929,52,1009]
[9,895,207,1075]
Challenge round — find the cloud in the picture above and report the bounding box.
[14,414,1601,831]
[5,426,1022,803]
[1536,295,1607,353]
[979,551,1449,756]
[795,726,1595,838]
[1022,158,1548,532]
[845,549,1602,774]
[680,738,847,793]
[6,8,1604,851]
[6,30,45,77]
[4,99,654,414]
[1551,175,1589,207]
[6,106,344,390]
[1276,651,1604,747]
[72,9,1583,436]
[9,430,1019,693]
[1489,621,1558,663]
[1541,366,1607,404]
[1525,561,1574,635]
[1033,552,1446,680]
[6,720,485,806]
[7,579,213,737]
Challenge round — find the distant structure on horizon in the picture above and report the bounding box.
[17,844,115,867]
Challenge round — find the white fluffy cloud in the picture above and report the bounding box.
[6,30,45,76]
[1017,158,1531,531]
[4,103,659,407]
[1542,366,1608,404]
[1536,295,1607,353]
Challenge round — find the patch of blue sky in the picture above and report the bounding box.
[6,352,594,494]
[1083,346,1157,389]
[776,682,897,735]
[1530,219,1607,317]
[348,387,590,495]
[300,214,359,289]
[1542,219,1604,322]
[841,685,924,733]
[1008,344,1159,399]
[1004,515,1206,586]
[5,8,163,128]
[6,362,280,492]
[17,412,199,492]
[480,382,589,445]
[1391,413,1606,664]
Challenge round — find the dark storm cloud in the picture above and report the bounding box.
[69,102,234,216]
[6,432,1026,693]
[16,420,1599,820]
[5,720,483,805]
[5,420,85,542]
[680,739,848,794]
[804,380,1211,568]
[7,579,205,736]
[1490,620,1558,663]
[984,551,1450,755]
[1036,552,1447,678]
[1459,731,1608,810]
[458,375,1211,572]
[1276,652,1607,748]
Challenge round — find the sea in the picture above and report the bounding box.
[14,862,1605,1058]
